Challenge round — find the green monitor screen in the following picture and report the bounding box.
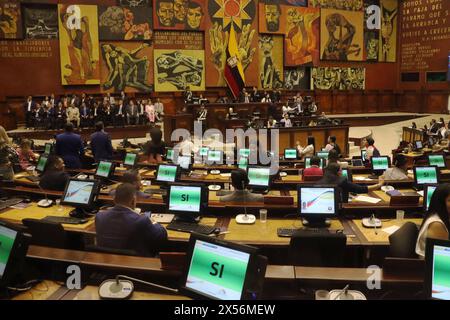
[284,149,297,159]
[429,155,446,168]
[238,157,248,170]
[200,147,209,156]
[0,225,18,279]
[248,167,270,187]
[239,149,250,157]
[167,149,174,161]
[185,239,250,300]
[424,185,437,211]
[44,143,52,154]
[95,161,113,178]
[430,244,450,300]
[361,150,367,160]
[341,169,349,180]
[36,156,48,173]
[156,165,178,182]
[371,157,389,171]
[207,150,222,163]
[316,151,329,160]
[169,185,202,214]
[305,158,324,169]
[415,167,438,185]
[124,153,137,166]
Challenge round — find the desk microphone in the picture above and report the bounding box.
[37,183,53,208]
[235,181,256,224]
[98,275,178,300]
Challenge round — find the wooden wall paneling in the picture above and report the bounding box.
[425,91,448,114]
[315,91,332,114]
[328,128,348,156]
[363,91,379,113]
[400,91,422,113]
[348,91,363,114]
[278,132,292,155]
[293,131,309,149]
[333,91,348,114]
[309,129,327,150]
[379,91,396,113]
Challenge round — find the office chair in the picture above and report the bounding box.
[388,222,419,258]
[22,218,82,250]
[289,232,347,267]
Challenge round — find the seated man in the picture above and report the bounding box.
[96,183,167,256]
[219,169,264,203]
[39,155,70,191]
[109,171,150,199]
[303,156,323,179]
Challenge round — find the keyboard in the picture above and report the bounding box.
[42,216,88,225]
[24,175,40,182]
[166,221,217,235]
[0,198,24,211]
[277,227,332,237]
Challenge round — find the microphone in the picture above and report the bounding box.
[37,183,53,207]
[99,275,178,300]
[235,179,256,224]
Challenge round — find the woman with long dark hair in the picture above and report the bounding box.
[416,184,450,258]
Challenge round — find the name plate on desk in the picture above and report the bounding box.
[264,196,294,205]
[389,193,420,206]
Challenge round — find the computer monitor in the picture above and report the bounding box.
[166,148,175,162]
[341,168,353,182]
[371,156,390,171]
[0,223,27,287]
[199,147,209,157]
[124,153,138,167]
[351,159,364,167]
[44,143,53,155]
[423,184,438,212]
[167,184,207,222]
[414,140,423,150]
[304,157,324,169]
[95,161,114,179]
[238,156,248,170]
[414,166,439,187]
[239,148,250,158]
[428,154,446,168]
[177,155,192,171]
[156,164,180,183]
[284,148,298,160]
[61,179,99,217]
[297,185,339,227]
[35,155,48,173]
[316,151,329,160]
[207,150,223,164]
[247,166,271,189]
[180,233,266,300]
[425,239,450,300]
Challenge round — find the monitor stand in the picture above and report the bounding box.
[302,218,331,228]
[173,215,200,223]
[69,207,95,219]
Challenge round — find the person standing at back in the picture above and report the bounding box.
[90,121,113,162]
[364,137,380,163]
[55,123,84,169]
[325,136,342,157]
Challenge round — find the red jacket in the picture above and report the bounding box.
[303,166,323,177]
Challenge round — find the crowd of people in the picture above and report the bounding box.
[23,92,165,130]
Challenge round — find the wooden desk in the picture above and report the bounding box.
[11,281,66,300]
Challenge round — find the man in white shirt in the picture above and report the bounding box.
[154,98,164,122]
[114,99,126,127]
[66,104,80,127]
[23,96,35,129]
[176,135,198,156]
[280,114,292,128]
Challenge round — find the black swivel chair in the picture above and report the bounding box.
[22,218,83,250]
[388,222,419,258]
[289,232,347,267]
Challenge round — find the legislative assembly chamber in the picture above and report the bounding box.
[0,0,449,303]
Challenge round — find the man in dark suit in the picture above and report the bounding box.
[79,103,92,127]
[126,100,139,125]
[55,123,84,169]
[90,121,113,162]
[95,183,168,256]
[113,99,126,127]
[23,96,35,129]
[39,156,70,191]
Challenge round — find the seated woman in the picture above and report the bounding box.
[317,163,384,203]
[17,139,38,171]
[296,136,315,160]
[109,170,150,199]
[416,184,450,258]
[219,169,263,203]
[144,127,166,163]
[382,154,409,180]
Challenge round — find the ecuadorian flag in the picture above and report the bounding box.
[224,25,245,99]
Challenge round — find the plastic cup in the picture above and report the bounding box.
[396,210,405,221]
[260,209,267,223]
[315,290,330,300]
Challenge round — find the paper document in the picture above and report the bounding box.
[354,176,370,181]
[382,225,400,235]
[354,195,381,204]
